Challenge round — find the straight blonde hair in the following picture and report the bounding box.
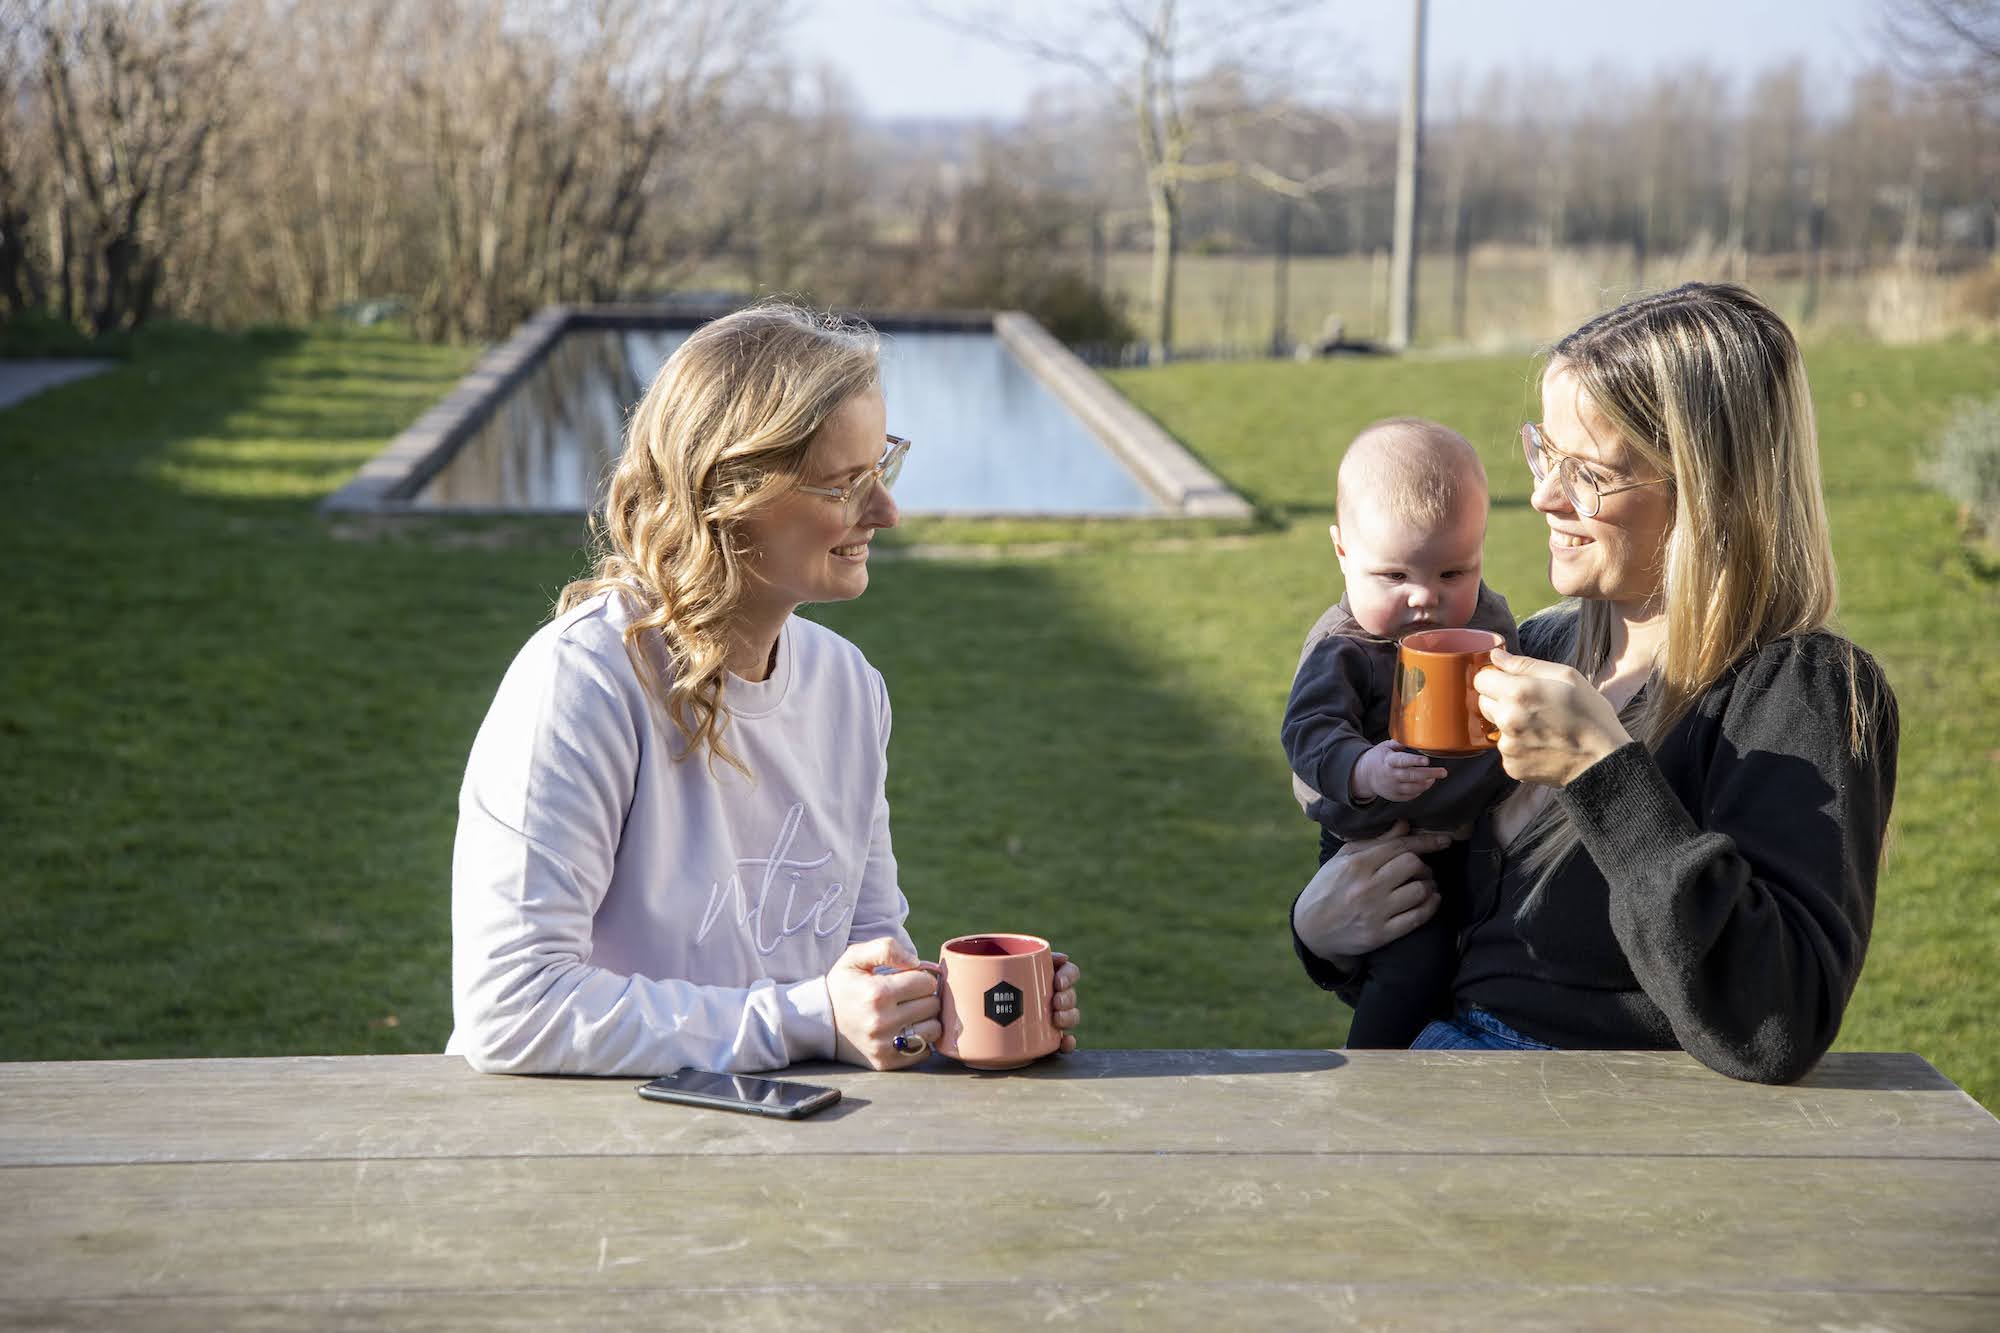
[1515,282,1870,884]
[558,302,880,773]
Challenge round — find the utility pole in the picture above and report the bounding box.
[1271,197,1292,357]
[1388,0,1426,351]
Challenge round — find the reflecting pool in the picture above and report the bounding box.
[414,327,1161,514]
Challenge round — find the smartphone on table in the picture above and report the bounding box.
[636,1069,841,1120]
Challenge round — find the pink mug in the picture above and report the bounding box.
[921,933,1061,1071]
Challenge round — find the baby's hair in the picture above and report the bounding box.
[1335,417,1488,530]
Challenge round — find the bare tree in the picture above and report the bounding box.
[1884,0,2000,106]
[921,0,1337,360]
[518,0,778,308]
[7,0,1994,351]
[1882,0,2000,253]
[383,0,778,341]
[0,1,45,319]
[187,0,420,325]
[31,0,250,334]
[1208,96,1366,350]
[3,0,792,340]
[726,69,872,300]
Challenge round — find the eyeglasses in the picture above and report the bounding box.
[798,434,910,523]
[1520,423,1670,518]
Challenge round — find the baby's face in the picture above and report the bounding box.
[1332,502,1486,639]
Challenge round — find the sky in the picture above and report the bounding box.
[788,0,1891,121]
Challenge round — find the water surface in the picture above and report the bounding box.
[414,327,1158,514]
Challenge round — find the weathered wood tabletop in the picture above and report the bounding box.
[3,1049,1997,1330]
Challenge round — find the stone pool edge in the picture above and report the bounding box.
[322,305,1253,520]
[322,303,635,514]
[991,313,1251,519]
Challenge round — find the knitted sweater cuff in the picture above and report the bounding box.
[1558,739,1702,865]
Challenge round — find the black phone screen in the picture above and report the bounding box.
[636,1069,841,1118]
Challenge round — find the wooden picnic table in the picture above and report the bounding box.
[3,1049,1997,1329]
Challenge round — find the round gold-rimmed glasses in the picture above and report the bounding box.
[1519,423,1670,518]
[798,434,910,524]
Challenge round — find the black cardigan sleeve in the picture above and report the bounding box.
[1281,633,1380,826]
[1559,635,1899,1084]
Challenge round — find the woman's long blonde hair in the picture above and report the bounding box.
[557,302,880,772]
[1516,281,1869,883]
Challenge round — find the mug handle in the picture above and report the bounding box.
[873,960,945,1000]
[873,960,943,984]
[1470,652,1502,746]
[914,960,947,1053]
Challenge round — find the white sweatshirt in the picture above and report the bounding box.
[447,591,912,1075]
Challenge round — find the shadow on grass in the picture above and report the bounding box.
[11,328,2000,1106]
[812,554,1353,1053]
[4,323,1485,1063]
[5,321,1347,1059]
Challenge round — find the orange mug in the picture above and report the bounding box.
[923,933,1060,1071]
[1391,628,1504,757]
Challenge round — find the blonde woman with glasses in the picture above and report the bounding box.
[448,303,1081,1075]
[1292,283,1897,1083]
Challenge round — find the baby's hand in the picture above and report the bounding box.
[1351,740,1448,803]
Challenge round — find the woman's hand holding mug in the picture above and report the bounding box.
[828,937,943,1070]
[1050,952,1082,1052]
[917,934,1078,1070]
[1473,647,1633,788]
[831,935,1081,1071]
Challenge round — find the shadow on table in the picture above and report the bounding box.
[1789,1053,1962,1093]
[912,1049,1347,1081]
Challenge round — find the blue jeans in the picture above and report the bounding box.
[1410,1007,1558,1051]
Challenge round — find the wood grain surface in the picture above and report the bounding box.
[3,1050,1995,1330]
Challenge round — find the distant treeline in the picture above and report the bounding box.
[1154,66,1995,263]
[0,0,1993,349]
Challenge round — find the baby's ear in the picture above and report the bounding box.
[1328,523,1345,557]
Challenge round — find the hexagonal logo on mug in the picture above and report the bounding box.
[984,980,1022,1026]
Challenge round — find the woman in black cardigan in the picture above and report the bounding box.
[1292,283,1898,1083]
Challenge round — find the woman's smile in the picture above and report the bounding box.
[831,539,870,562]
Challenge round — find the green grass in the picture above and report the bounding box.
[3,324,1995,1112]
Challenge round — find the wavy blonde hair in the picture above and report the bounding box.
[558,302,880,773]
[1516,281,1873,883]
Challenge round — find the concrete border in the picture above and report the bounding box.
[993,313,1252,519]
[321,306,574,512]
[322,305,1254,520]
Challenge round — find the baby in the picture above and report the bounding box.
[1281,417,1517,1048]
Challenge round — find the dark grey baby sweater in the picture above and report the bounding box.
[1281,583,1519,839]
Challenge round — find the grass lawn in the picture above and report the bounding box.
[2,323,1994,1111]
